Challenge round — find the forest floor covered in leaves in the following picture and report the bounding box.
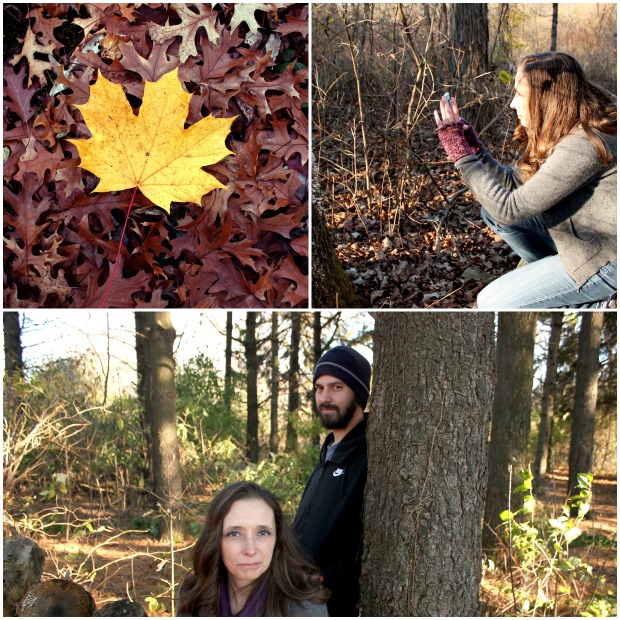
[4,468,616,616]
[316,102,522,309]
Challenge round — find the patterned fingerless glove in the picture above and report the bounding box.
[436,120,474,163]
[460,118,482,154]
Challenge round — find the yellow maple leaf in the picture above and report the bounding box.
[67,68,235,212]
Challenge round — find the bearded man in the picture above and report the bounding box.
[292,345,371,617]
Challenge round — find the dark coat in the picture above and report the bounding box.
[292,416,368,617]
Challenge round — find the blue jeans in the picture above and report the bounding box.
[477,209,617,309]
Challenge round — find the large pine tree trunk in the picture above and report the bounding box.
[482,313,537,548]
[245,313,260,463]
[533,313,563,491]
[269,313,280,454]
[285,313,301,452]
[361,312,495,616]
[135,312,182,507]
[567,313,603,507]
[3,311,23,376]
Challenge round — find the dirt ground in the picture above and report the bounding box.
[4,468,616,617]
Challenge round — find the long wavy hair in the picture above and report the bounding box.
[177,482,329,616]
[514,51,616,180]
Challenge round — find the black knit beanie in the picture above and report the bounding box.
[313,345,372,409]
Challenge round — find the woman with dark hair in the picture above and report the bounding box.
[177,482,329,617]
[435,51,616,308]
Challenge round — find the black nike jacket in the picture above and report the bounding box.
[292,415,367,617]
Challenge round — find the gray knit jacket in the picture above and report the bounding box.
[455,128,617,287]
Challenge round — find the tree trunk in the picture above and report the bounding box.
[245,313,260,463]
[269,313,280,454]
[550,4,559,51]
[224,311,234,417]
[285,313,301,452]
[3,311,23,376]
[449,3,489,80]
[311,155,360,308]
[135,312,182,508]
[134,313,152,490]
[311,312,322,448]
[361,313,496,616]
[533,313,563,491]
[567,312,603,511]
[448,3,491,126]
[482,312,537,548]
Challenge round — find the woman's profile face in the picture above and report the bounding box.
[510,68,531,128]
[220,498,277,590]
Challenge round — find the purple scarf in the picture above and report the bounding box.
[219,579,268,617]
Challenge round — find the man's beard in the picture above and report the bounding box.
[318,395,358,430]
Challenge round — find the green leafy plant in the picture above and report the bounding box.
[496,467,615,616]
[238,449,316,518]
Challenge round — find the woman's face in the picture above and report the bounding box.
[221,498,277,590]
[510,68,531,128]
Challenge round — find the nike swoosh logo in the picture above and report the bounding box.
[333,468,344,477]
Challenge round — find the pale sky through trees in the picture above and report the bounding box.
[5,311,373,397]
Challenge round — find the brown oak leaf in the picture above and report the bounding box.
[148,4,220,63]
[4,64,38,123]
[77,261,152,308]
[117,39,179,82]
[4,174,51,249]
[257,116,308,164]
[9,27,56,87]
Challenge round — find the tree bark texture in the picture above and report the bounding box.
[245,313,260,463]
[134,313,151,489]
[449,3,489,80]
[224,311,234,417]
[311,312,322,448]
[269,313,280,454]
[361,313,496,617]
[567,313,603,501]
[448,3,492,126]
[285,313,301,452]
[311,155,360,308]
[483,312,537,548]
[533,313,563,490]
[135,312,182,507]
[550,4,559,51]
[3,311,23,376]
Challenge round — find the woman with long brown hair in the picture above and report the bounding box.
[177,482,329,617]
[435,51,616,308]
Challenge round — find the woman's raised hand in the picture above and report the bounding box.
[434,93,483,157]
[434,94,461,128]
[434,94,475,163]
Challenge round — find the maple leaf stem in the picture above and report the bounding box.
[100,186,139,308]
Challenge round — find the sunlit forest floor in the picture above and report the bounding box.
[316,103,521,309]
[4,468,616,616]
[481,469,617,616]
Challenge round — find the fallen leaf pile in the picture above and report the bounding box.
[316,105,521,309]
[4,3,308,308]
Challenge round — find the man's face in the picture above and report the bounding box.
[314,374,359,430]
